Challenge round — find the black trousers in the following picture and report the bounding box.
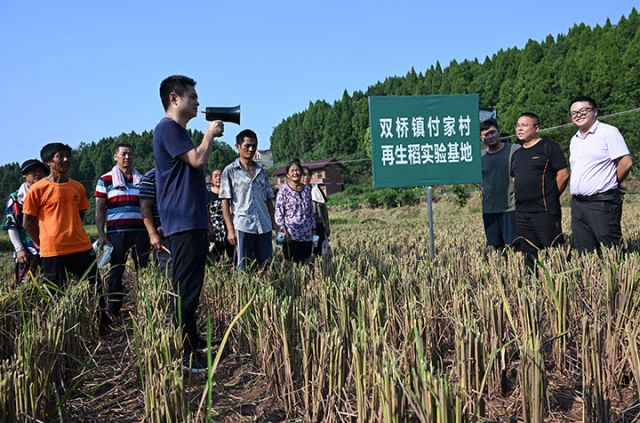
[167,229,208,355]
[208,240,235,263]
[571,195,623,253]
[516,210,564,272]
[312,223,327,256]
[41,248,106,320]
[106,231,151,314]
[42,248,98,289]
[283,240,313,263]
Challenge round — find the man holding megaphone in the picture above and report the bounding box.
[153,75,229,373]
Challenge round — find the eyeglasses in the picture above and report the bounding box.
[569,108,593,118]
[515,123,533,129]
[240,144,257,151]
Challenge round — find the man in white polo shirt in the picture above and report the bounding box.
[569,96,633,253]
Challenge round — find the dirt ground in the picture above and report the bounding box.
[54,274,288,423]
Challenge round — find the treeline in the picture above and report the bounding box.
[3,10,639,217]
[270,9,640,179]
[0,130,237,224]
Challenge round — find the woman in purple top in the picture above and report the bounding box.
[275,159,315,263]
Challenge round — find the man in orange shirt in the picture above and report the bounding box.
[23,143,109,330]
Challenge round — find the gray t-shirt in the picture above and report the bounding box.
[481,143,520,213]
[219,159,275,234]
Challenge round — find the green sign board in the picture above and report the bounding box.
[369,95,482,188]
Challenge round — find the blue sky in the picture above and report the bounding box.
[1,0,638,166]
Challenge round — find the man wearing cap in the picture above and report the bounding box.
[3,159,48,284]
[568,96,633,253]
[95,142,150,318]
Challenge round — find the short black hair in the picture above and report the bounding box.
[518,112,540,126]
[480,118,499,131]
[302,166,311,175]
[236,129,258,145]
[569,95,598,111]
[115,143,134,153]
[285,159,302,175]
[40,143,72,163]
[159,75,196,111]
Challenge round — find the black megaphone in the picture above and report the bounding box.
[203,105,241,124]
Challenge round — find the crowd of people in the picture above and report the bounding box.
[3,77,632,373]
[3,75,330,373]
[480,95,633,272]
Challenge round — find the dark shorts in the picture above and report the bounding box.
[482,211,516,247]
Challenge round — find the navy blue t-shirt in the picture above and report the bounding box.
[153,117,208,236]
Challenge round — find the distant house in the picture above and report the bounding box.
[255,149,273,168]
[272,158,344,196]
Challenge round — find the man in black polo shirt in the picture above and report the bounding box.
[511,112,570,272]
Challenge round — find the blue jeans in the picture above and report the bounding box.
[236,231,273,271]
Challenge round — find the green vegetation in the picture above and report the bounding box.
[0,130,237,224]
[2,10,639,215]
[328,185,424,209]
[327,183,483,210]
[270,9,640,176]
[2,8,640,422]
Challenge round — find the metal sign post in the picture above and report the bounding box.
[426,186,435,258]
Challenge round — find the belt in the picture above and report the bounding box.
[573,189,618,202]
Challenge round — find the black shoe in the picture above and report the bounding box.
[98,314,113,336]
[182,353,208,374]
[194,337,215,354]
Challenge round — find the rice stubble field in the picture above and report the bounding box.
[2,193,640,422]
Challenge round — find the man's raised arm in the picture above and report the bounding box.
[178,121,224,168]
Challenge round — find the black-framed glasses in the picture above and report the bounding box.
[569,108,593,118]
